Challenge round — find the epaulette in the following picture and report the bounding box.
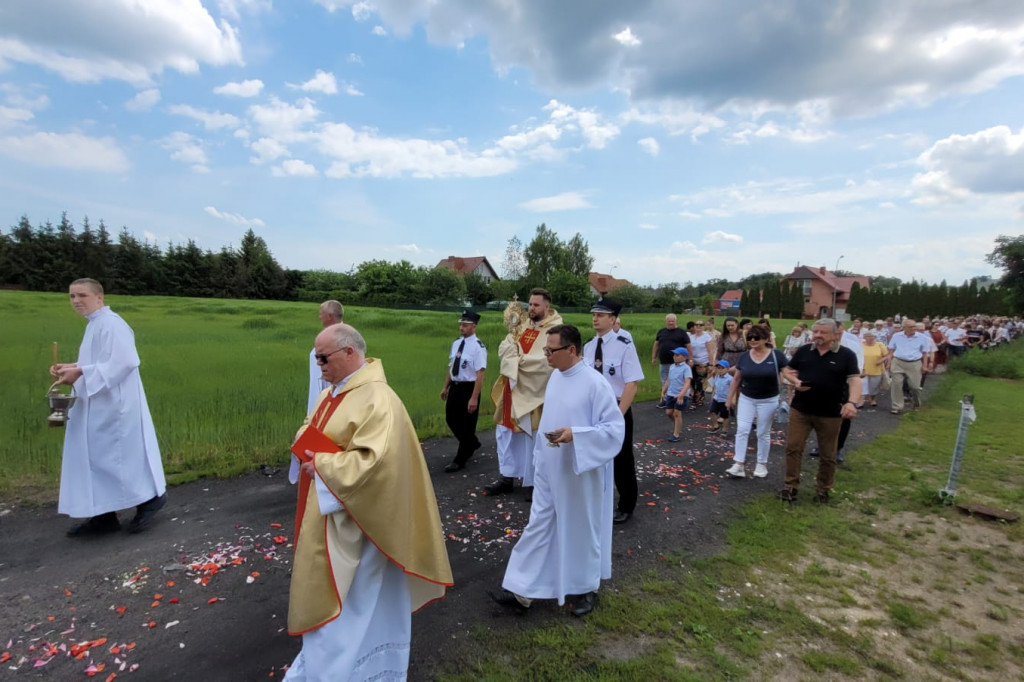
[477,339,486,348]
[617,335,631,344]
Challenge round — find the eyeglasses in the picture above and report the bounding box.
[315,347,347,365]
[695,323,704,326]
[543,344,571,357]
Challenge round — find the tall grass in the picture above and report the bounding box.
[2,291,779,494]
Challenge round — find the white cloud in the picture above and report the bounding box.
[396,243,420,252]
[250,137,290,164]
[621,104,725,140]
[204,205,266,227]
[672,177,898,217]
[912,125,1024,205]
[372,25,387,37]
[347,53,363,64]
[125,88,161,112]
[168,104,241,130]
[217,0,271,22]
[0,105,34,127]
[0,2,242,85]
[612,27,641,47]
[319,122,517,178]
[161,131,208,172]
[292,69,338,95]
[702,230,743,244]
[214,79,264,97]
[272,159,318,177]
[544,99,619,149]
[342,82,364,96]
[518,191,591,212]
[248,97,319,142]
[637,223,658,230]
[637,136,659,156]
[351,1,374,21]
[0,131,129,172]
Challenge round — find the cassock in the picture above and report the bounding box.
[501,361,624,603]
[59,306,165,518]
[491,310,563,485]
[286,358,453,681]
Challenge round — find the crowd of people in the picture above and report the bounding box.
[48,276,1022,680]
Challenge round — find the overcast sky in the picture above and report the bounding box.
[1,0,1022,286]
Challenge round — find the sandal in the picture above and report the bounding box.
[891,409,901,415]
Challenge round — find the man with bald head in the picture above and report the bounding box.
[286,323,452,680]
[307,300,344,414]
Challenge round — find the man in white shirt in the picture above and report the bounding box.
[886,319,931,414]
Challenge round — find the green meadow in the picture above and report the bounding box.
[2,291,770,495]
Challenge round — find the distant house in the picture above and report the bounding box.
[715,289,743,314]
[588,272,631,297]
[435,256,500,282]
[784,265,870,319]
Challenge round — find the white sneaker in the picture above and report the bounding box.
[726,462,746,478]
[753,463,768,478]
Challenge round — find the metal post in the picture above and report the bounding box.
[939,394,976,503]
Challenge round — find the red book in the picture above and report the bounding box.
[290,426,341,463]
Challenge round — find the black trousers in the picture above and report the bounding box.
[614,407,637,513]
[837,417,851,451]
[446,382,481,465]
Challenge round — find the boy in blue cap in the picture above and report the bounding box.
[707,360,733,433]
[661,347,692,442]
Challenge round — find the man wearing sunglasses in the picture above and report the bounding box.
[287,323,452,679]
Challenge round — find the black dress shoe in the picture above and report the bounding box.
[612,511,632,524]
[443,461,465,473]
[488,589,529,612]
[808,448,820,458]
[67,512,121,537]
[569,591,597,617]
[484,478,515,496]
[128,493,167,534]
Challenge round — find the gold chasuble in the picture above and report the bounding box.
[491,310,563,433]
[288,358,453,635]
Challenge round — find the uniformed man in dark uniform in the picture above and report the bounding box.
[582,297,645,524]
[441,311,487,472]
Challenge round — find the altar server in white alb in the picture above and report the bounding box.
[307,300,343,414]
[50,278,167,536]
[490,324,625,617]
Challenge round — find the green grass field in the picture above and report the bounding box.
[2,291,773,495]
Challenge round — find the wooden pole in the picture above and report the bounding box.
[52,341,58,366]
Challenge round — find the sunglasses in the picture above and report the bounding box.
[315,347,347,365]
[543,344,570,357]
[747,335,764,341]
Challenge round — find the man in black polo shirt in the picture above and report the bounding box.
[651,314,692,408]
[779,319,861,503]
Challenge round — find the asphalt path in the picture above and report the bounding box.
[0,388,916,680]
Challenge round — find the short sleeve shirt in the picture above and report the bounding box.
[583,331,644,398]
[689,332,712,364]
[448,333,487,381]
[735,349,788,399]
[655,327,691,364]
[667,362,693,397]
[788,345,860,417]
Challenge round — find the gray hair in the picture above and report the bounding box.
[331,323,366,357]
[321,299,344,321]
[813,318,837,332]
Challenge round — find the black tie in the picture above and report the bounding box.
[594,337,604,373]
[451,339,465,378]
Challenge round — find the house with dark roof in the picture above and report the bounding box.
[784,265,870,319]
[435,256,500,282]
[588,272,631,297]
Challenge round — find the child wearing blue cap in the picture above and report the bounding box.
[662,347,692,442]
[707,360,734,433]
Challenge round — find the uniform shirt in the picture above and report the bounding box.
[887,331,930,361]
[788,344,860,418]
[448,333,487,382]
[583,330,644,398]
